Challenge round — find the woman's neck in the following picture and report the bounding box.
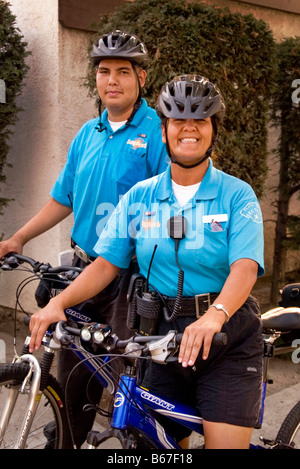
[171,159,209,186]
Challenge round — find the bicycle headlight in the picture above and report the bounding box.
[80,327,92,342]
[93,330,105,344]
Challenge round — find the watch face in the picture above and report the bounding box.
[216,304,223,309]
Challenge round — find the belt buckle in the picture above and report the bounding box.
[195,293,211,319]
[74,244,89,263]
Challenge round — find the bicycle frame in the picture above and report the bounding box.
[85,360,270,450]
[87,372,203,449]
[63,309,267,450]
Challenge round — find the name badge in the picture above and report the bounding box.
[202,214,228,223]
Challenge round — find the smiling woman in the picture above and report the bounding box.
[162,118,213,182]
[157,75,225,182]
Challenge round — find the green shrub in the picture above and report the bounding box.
[87,0,277,197]
[0,0,29,214]
[270,37,300,301]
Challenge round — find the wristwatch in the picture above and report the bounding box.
[208,304,230,323]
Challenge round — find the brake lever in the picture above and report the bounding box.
[147,331,178,365]
[54,321,74,346]
[0,255,20,270]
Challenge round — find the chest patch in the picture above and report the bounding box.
[126,137,147,150]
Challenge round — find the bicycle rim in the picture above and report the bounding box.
[0,364,68,449]
[275,400,300,449]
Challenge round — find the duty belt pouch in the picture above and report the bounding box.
[127,274,146,331]
[126,273,161,335]
[136,291,161,336]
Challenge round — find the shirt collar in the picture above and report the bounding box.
[156,159,219,201]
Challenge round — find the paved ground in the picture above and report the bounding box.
[1,308,300,449]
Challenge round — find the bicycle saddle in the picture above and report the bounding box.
[261,307,300,331]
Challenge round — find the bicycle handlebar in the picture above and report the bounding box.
[116,331,227,348]
[8,253,228,363]
[24,316,228,364]
[0,252,83,274]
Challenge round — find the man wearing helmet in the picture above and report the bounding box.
[91,30,149,127]
[28,75,264,449]
[0,31,167,447]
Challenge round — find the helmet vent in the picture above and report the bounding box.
[174,100,185,113]
[186,85,193,97]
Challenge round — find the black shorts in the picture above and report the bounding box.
[142,296,263,441]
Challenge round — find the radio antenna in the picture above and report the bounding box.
[145,244,158,292]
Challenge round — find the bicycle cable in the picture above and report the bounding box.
[64,341,178,448]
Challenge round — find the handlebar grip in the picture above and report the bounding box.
[212,332,228,346]
[23,316,66,335]
[176,331,227,346]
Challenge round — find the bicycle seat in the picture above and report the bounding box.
[261,306,300,331]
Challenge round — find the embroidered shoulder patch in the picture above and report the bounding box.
[240,202,262,223]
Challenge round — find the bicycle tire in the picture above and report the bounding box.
[0,362,72,449]
[275,400,300,449]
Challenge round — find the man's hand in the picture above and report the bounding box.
[0,237,23,258]
[29,299,67,352]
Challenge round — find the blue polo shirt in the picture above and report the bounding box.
[95,160,264,297]
[50,99,168,257]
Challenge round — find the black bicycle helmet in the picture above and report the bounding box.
[156,74,225,168]
[91,30,149,68]
[92,31,149,132]
[156,74,225,124]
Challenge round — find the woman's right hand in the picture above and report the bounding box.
[178,308,225,367]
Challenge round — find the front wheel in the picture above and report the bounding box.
[0,363,72,449]
[275,400,300,449]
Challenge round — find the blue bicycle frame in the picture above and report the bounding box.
[64,307,266,450]
[109,373,204,449]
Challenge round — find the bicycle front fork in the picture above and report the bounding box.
[0,354,42,449]
[86,371,137,449]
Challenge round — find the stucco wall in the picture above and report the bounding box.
[203,0,300,40]
[0,0,95,310]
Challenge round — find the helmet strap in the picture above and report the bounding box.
[95,97,105,132]
[126,64,143,125]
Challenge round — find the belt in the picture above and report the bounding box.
[163,293,219,318]
[71,240,96,263]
